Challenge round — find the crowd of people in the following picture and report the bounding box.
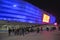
[8,26,60,36]
[8,27,41,36]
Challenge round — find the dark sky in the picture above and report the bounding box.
[25,0,60,24]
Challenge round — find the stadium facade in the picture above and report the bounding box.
[0,0,56,29]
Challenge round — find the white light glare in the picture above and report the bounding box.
[13,5,17,7]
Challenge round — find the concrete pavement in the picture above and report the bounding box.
[0,31,60,40]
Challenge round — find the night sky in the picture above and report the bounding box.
[25,0,60,24]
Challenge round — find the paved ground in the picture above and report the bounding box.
[0,31,60,40]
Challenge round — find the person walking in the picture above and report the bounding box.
[22,28,25,36]
[8,28,12,36]
[46,27,49,31]
[36,27,40,33]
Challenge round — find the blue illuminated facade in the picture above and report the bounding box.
[50,15,56,24]
[0,0,56,24]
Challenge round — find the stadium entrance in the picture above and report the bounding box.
[0,20,38,33]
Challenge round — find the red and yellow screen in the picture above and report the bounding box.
[43,14,50,23]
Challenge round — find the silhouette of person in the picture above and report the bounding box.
[8,28,11,36]
[37,27,40,33]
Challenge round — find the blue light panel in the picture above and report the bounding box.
[50,15,56,24]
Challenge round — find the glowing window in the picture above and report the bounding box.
[43,14,50,23]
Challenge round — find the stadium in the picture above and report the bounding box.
[0,0,56,31]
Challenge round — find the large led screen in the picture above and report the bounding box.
[43,14,50,23]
